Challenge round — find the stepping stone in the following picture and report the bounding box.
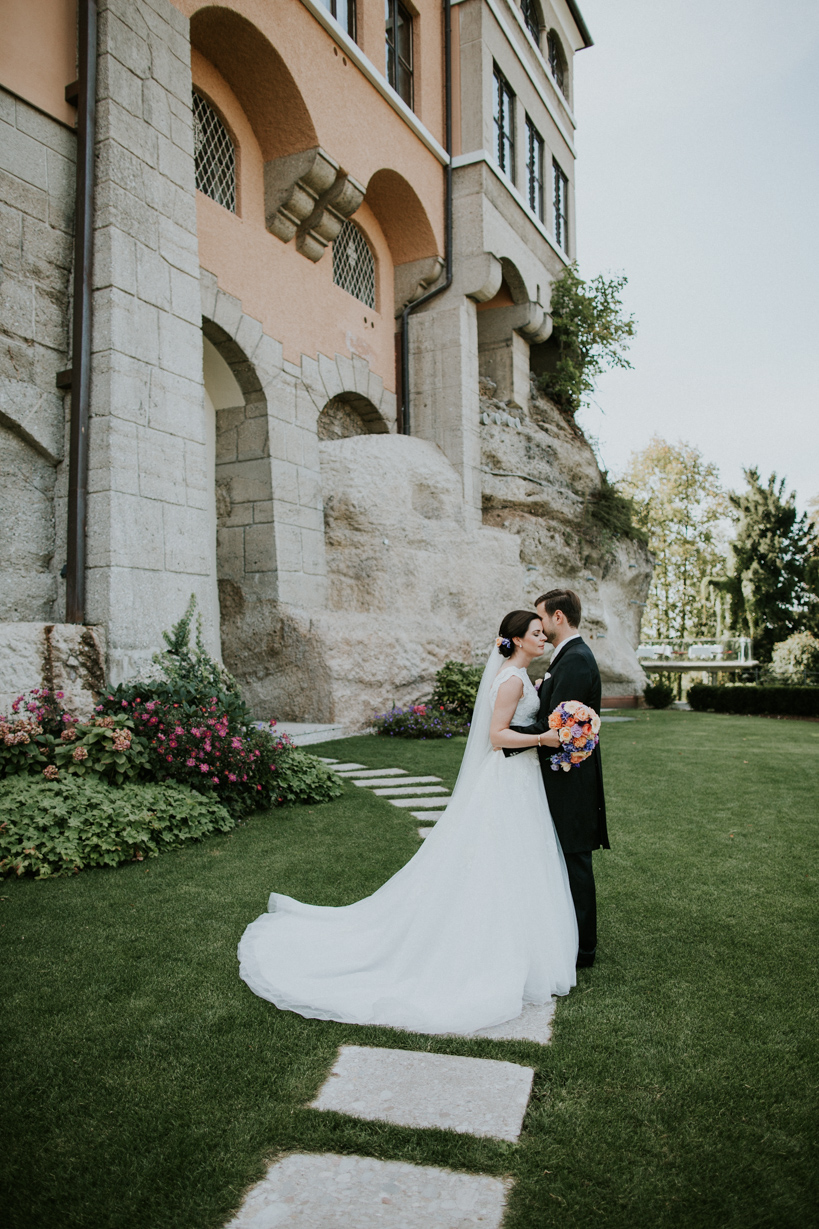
[354,775,442,788]
[329,763,369,771]
[336,767,409,778]
[389,796,452,808]
[471,1000,557,1045]
[372,785,449,797]
[224,1152,510,1229]
[410,810,445,820]
[316,757,339,764]
[312,1045,534,1142]
[417,827,435,839]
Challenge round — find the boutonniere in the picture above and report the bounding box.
[534,673,551,690]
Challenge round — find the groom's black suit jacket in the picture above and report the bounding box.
[508,637,609,855]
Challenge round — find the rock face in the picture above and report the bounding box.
[223,385,651,727]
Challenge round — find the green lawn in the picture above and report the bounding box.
[1,713,817,1228]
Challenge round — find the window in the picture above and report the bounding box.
[547,30,567,97]
[333,220,375,309]
[521,0,540,44]
[319,0,356,41]
[493,65,515,182]
[193,92,236,212]
[553,159,569,251]
[525,117,544,221]
[385,0,413,108]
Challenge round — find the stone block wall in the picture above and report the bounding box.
[88,0,218,682]
[0,87,75,621]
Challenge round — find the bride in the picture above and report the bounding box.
[238,610,578,1035]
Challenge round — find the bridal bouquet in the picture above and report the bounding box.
[548,701,601,772]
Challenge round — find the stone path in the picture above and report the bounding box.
[226,751,560,1228]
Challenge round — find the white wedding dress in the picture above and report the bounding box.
[238,650,578,1035]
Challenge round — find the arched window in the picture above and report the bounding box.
[547,31,567,98]
[521,0,540,45]
[332,221,375,309]
[193,92,236,213]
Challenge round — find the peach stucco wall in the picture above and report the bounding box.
[1,0,77,127]
[181,0,447,391]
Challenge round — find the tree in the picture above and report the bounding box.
[720,470,818,661]
[536,264,636,415]
[619,437,731,641]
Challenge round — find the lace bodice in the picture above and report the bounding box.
[489,665,540,725]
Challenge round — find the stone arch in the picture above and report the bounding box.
[201,318,274,668]
[365,168,443,315]
[190,6,317,160]
[318,393,390,441]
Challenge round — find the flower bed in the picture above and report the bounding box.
[372,705,470,739]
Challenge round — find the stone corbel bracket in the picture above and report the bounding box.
[478,301,553,345]
[393,256,446,316]
[264,147,365,263]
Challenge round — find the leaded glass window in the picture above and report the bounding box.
[333,221,375,309]
[553,159,569,251]
[525,116,544,221]
[521,0,540,44]
[193,92,236,213]
[493,64,515,182]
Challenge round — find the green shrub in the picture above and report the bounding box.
[769,632,819,683]
[643,681,675,709]
[687,684,819,717]
[100,595,253,733]
[0,775,235,879]
[372,706,470,739]
[1,712,150,785]
[273,748,345,805]
[430,661,484,715]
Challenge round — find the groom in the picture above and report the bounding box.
[506,588,609,967]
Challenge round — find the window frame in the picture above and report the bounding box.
[553,158,569,252]
[525,115,544,222]
[385,0,413,109]
[547,30,568,98]
[493,64,516,184]
[320,0,356,42]
[520,0,541,46]
[192,90,237,215]
[332,219,377,310]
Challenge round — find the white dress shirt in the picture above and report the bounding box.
[548,632,582,669]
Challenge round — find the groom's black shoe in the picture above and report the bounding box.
[576,947,596,969]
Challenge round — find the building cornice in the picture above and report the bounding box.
[452,150,570,266]
[566,0,594,49]
[298,0,449,165]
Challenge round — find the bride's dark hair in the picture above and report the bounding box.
[497,610,540,658]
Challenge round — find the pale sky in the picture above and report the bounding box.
[571,0,819,513]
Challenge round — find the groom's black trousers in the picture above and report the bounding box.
[564,851,597,956]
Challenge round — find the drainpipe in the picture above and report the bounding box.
[400,0,453,434]
[64,0,98,623]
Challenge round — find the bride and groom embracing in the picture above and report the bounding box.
[238,589,609,1036]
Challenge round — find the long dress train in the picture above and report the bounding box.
[238,657,578,1035]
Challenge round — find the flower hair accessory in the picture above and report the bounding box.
[495,636,511,649]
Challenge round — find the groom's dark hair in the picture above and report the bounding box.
[536,588,582,628]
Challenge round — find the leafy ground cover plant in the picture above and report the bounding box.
[1,693,149,785]
[0,775,234,879]
[372,705,470,739]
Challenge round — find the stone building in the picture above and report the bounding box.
[0,0,649,724]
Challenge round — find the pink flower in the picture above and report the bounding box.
[72,746,88,762]
[227,773,237,782]
[186,758,195,767]
[121,701,128,708]
[199,763,210,773]
[231,737,243,750]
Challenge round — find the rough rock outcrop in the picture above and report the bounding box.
[224,386,651,726]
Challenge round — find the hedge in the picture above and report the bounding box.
[687,684,819,717]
